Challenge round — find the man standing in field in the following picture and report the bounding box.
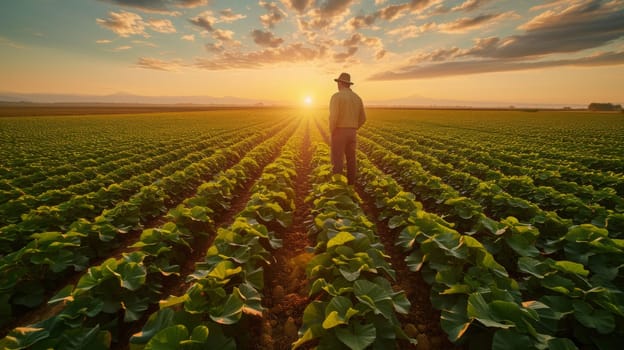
[329,72,366,185]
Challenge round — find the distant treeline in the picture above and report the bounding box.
[588,102,622,111]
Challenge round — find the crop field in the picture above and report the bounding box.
[0,108,622,350]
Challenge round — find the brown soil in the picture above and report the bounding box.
[251,120,315,350]
[356,186,462,350]
[114,163,260,348]
[115,122,297,348]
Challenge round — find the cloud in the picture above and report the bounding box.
[97,11,178,37]
[205,30,241,52]
[369,51,624,80]
[176,0,209,8]
[219,8,246,23]
[113,45,133,51]
[194,43,325,69]
[333,46,358,62]
[386,22,435,40]
[132,40,158,47]
[371,0,624,80]
[259,1,287,28]
[294,0,366,31]
[529,0,573,12]
[280,0,310,13]
[437,12,513,33]
[181,34,195,41]
[346,0,440,30]
[189,11,242,50]
[318,0,354,17]
[147,18,176,33]
[346,15,377,31]
[251,29,284,48]
[450,0,492,12]
[378,3,410,20]
[410,47,463,62]
[97,11,149,37]
[214,29,235,41]
[384,11,508,40]
[189,11,216,31]
[469,0,624,59]
[189,9,245,35]
[340,33,386,60]
[205,42,224,52]
[136,57,184,71]
[96,39,113,44]
[98,0,208,13]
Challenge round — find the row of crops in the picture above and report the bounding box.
[0,108,622,349]
[352,110,624,349]
[0,111,302,348]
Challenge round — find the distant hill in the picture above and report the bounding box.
[0,92,275,106]
[367,94,587,109]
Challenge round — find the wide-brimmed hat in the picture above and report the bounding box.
[334,72,353,85]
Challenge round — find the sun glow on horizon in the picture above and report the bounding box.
[304,96,313,106]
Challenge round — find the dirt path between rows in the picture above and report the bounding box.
[356,186,461,350]
[311,121,457,349]
[253,119,314,350]
[116,124,298,348]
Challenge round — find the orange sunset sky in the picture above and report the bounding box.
[1,0,623,107]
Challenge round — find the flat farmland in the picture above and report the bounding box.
[0,108,622,350]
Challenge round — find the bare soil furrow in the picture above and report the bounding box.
[116,122,298,348]
[254,120,314,350]
[356,185,460,350]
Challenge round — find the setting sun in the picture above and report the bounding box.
[304,96,313,106]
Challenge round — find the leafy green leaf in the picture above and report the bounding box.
[207,260,242,282]
[159,294,189,309]
[467,293,514,329]
[328,231,355,248]
[353,279,394,320]
[293,301,326,349]
[130,309,175,344]
[0,326,50,349]
[505,232,540,257]
[491,329,533,350]
[190,325,209,342]
[145,325,189,350]
[440,299,471,342]
[334,321,376,350]
[117,261,147,291]
[554,260,589,277]
[60,325,111,350]
[210,291,244,325]
[388,216,406,229]
[239,282,264,317]
[573,300,615,334]
[122,295,150,322]
[322,296,359,329]
[546,337,579,350]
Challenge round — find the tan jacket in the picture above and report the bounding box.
[329,88,366,132]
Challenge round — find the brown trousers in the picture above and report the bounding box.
[331,127,357,185]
